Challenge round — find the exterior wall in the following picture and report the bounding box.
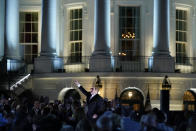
[0,0,5,61]
[18,0,196,69]
[27,73,196,110]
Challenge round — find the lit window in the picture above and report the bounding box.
[69,9,82,63]
[176,9,188,64]
[183,91,196,111]
[70,42,82,63]
[19,12,38,64]
[119,7,140,61]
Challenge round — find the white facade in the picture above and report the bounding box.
[1,0,196,110]
[15,0,196,73]
[12,0,196,66]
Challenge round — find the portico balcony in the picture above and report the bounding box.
[61,56,196,73]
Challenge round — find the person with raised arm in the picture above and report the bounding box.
[74,81,105,121]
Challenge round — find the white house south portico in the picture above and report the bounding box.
[1,0,196,111]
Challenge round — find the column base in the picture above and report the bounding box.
[89,54,113,72]
[149,56,175,72]
[7,59,25,73]
[34,56,63,73]
[0,57,7,75]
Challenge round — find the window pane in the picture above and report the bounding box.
[73,31,78,40]
[179,11,183,20]
[176,10,179,19]
[25,23,31,32]
[127,8,132,17]
[79,20,82,29]
[176,21,179,30]
[79,9,82,18]
[179,32,183,41]
[176,32,179,41]
[184,33,187,42]
[127,18,132,28]
[32,23,38,32]
[79,31,82,40]
[32,13,38,21]
[70,21,74,30]
[71,43,74,52]
[183,21,187,31]
[183,11,187,20]
[20,23,25,32]
[79,42,82,51]
[20,33,25,43]
[32,45,38,54]
[75,43,79,52]
[176,43,186,64]
[25,13,31,21]
[70,10,73,19]
[74,20,79,29]
[25,45,31,54]
[70,31,73,41]
[32,33,38,43]
[179,21,183,30]
[25,33,31,43]
[119,7,126,17]
[74,9,78,19]
[20,12,25,21]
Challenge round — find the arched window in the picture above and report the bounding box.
[120,87,144,111]
[183,90,196,111]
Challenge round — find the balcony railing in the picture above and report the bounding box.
[63,56,90,72]
[61,56,196,73]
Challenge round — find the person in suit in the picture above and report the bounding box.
[74,81,105,121]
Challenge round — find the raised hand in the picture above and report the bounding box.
[74,80,81,87]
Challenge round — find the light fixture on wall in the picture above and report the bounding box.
[128,92,133,98]
[118,52,126,56]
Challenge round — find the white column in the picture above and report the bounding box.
[93,0,110,55]
[153,0,170,56]
[149,0,175,72]
[40,0,57,56]
[34,0,63,73]
[0,0,5,61]
[89,0,112,72]
[5,0,21,60]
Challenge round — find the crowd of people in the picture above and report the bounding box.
[0,87,195,131]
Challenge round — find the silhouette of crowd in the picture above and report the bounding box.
[0,90,195,131]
